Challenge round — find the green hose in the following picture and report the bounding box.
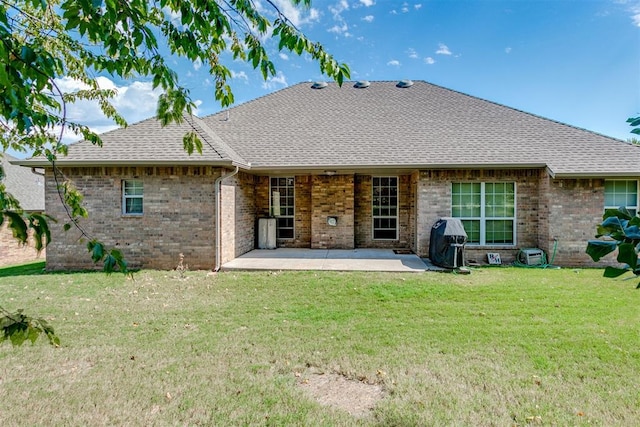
[512,239,560,269]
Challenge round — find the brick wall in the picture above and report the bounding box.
[311,175,354,249]
[45,166,220,271]
[0,222,45,266]
[415,169,543,264]
[220,170,256,263]
[542,175,605,266]
[354,174,415,250]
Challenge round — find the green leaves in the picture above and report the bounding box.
[183,131,203,155]
[627,116,640,135]
[3,0,350,279]
[87,240,128,274]
[0,307,60,347]
[587,207,640,288]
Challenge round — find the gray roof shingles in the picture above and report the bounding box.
[16,80,640,177]
[1,153,44,211]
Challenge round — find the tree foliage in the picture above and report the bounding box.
[0,0,349,345]
[586,207,640,288]
[628,116,640,136]
[0,0,349,266]
[0,305,60,346]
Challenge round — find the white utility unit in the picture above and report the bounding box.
[519,248,544,265]
[258,218,276,249]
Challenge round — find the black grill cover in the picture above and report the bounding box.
[429,218,468,268]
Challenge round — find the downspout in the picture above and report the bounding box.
[214,166,239,272]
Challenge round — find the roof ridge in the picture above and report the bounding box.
[186,114,250,168]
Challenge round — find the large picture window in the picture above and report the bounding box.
[373,176,398,240]
[270,177,295,239]
[452,182,515,245]
[604,180,638,216]
[122,180,143,215]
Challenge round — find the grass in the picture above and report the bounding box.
[0,266,638,426]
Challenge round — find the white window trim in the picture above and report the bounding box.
[604,179,639,214]
[122,179,143,216]
[372,176,399,241]
[269,176,295,239]
[452,182,517,246]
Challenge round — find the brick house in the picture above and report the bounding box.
[14,80,640,270]
[1,153,46,266]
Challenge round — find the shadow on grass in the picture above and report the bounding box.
[0,261,47,277]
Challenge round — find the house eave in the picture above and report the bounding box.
[549,171,640,179]
[247,162,549,176]
[10,159,244,168]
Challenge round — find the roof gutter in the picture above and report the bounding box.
[214,166,239,272]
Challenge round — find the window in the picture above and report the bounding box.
[604,180,638,216]
[373,176,398,240]
[270,177,294,239]
[452,182,515,245]
[122,180,143,215]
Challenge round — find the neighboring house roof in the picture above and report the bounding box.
[1,153,44,211]
[15,80,640,178]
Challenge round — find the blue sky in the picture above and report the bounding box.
[37,0,640,156]
[206,0,639,141]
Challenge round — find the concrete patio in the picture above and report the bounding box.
[221,248,443,272]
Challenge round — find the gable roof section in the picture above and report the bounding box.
[202,80,640,177]
[14,80,640,177]
[1,153,44,211]
[17,114,247,167]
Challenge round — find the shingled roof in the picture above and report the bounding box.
[17,114,246,167]
[1,153,44,211]
[202,80,640,177]
[16,80,640,177]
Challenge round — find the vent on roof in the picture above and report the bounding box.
[354,80,370,89]
[311,81,328,89]
[396,79,414,88]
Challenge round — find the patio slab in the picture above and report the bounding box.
[221,248,431,272]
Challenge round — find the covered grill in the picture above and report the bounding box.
[429,218,467,269]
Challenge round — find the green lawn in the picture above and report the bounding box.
[0,267,638,426]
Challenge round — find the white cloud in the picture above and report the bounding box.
[360,0,375,6]
[505,47,512,54]
[52,77,171,144]
[632,5,640,26]
[279,52,289,60]
[328,22,349,35]
[327,0,352,37]
[329,0,350,19]
[415,3,422,9]
[193,58,202,71]
[424,57,435,64]
[264,0,320,27]
[231,70,249,81]
[436,43,452,55]
[362,15,374,22]
[387,60,401,67]
[407,48,419,59]
[262,72,288,90]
